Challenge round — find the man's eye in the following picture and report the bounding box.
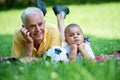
[38,23,41,26]
[38,23,43,27]
[30,25,35,28]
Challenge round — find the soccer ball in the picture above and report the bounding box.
[44,46,68,63]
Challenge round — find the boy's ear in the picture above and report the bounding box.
[65,38,67,42]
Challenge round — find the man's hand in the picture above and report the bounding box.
[20,27,34,57]
[20,27,33,43]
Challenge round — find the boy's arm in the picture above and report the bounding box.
[78,43,93,59]
[78,43,96,62]
[68,44,77,62]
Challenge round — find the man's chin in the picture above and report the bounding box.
[34,37,43,43]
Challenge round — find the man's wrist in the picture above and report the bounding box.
[24,42,34,57]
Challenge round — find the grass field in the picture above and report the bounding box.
[0,2,120,80]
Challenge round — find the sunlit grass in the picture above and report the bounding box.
[0,2,120,39]
[0,2,120,55]
[46,2,120,39]
[0,2,120,80]
[0,10,22,34]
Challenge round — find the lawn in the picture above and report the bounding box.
[0,2,120,80]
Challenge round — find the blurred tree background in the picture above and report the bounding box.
[0,0,120,10]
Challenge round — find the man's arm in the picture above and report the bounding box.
[20,27,34,57]
[11,28,34,58]
[11,30,25,58]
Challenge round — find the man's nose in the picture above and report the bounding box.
[35,25,40,31]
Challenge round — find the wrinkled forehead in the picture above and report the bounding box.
[26,12,42,19]
[21,7,44,24]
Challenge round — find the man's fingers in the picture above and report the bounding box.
[20,27,33,43]
[20,27,28,36]
[26,32,30,37]
[22,28,28,34]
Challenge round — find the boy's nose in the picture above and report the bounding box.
[74,34,78,38]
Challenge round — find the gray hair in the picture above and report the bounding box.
[21,7,44,24]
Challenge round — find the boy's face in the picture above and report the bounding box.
[65,27,84,45]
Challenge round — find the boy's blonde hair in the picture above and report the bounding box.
[65,23,83,34]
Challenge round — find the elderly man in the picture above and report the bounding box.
[11,7,61,58]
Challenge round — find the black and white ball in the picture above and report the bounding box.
[44,46,68,63]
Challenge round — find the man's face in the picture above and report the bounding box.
[24,12,45,44]
[65,27,84,45]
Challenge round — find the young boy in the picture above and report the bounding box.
[53,6,95,62]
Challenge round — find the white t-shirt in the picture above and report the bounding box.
[62,42,95,59]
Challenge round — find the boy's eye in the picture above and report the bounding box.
[69,34,74,37]
[77,33,80,35]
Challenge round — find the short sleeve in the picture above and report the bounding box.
[11,29,26,58]
[85,43,95,59]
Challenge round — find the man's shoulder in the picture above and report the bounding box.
[13,28,21,36]
[14,28,25,41]
[45,23,58,30]
[45,23,59,35]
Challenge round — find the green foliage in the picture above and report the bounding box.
[0,2,120,80]
[0,0,120,10]
[0,34,13,56]
[44,0,120,5]
[0,59,120,80]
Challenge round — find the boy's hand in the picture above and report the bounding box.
[68,44,77,62]
[78,43,93,59]
[78,43,85,52]
[70,44,77,51]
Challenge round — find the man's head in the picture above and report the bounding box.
[21,7,45,44]
[65,24,84,45]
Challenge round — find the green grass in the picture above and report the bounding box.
[0,2,120,80]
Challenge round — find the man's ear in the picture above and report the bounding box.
[44,20,46,24]
[22,25,25,27]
